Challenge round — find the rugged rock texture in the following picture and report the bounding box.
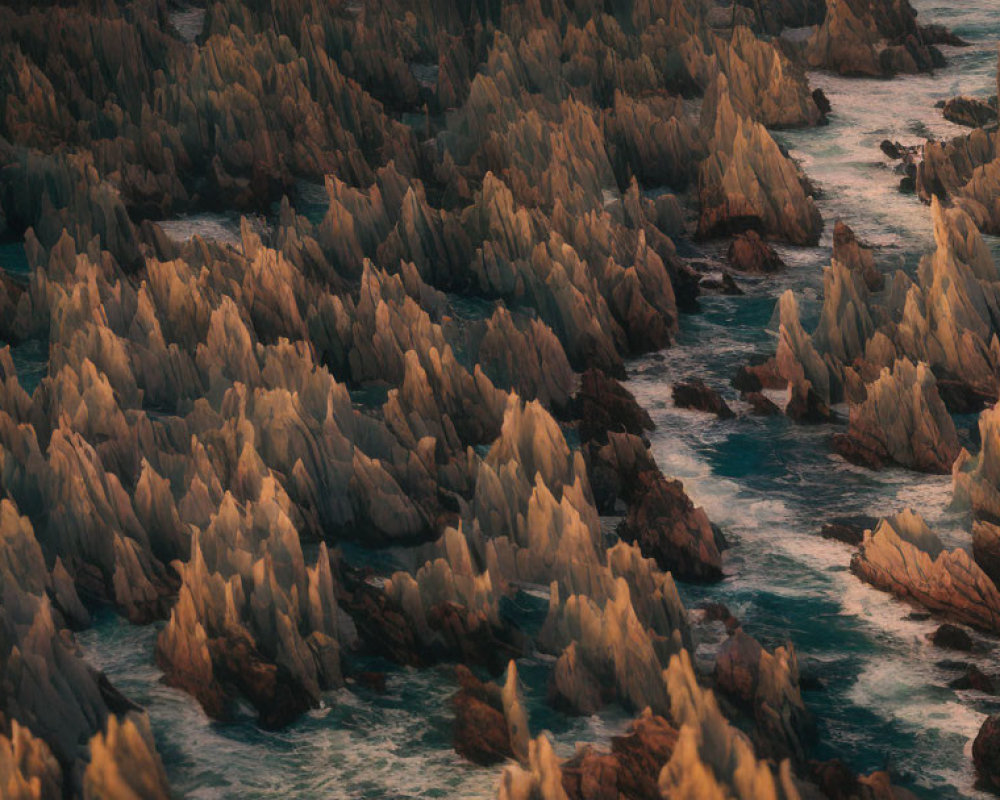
[954,404,1000,521]
[660,650,801,799]
[560,710,679,800]
[833,359,960,473]
[452,661,529,766]
[975,715,1000,792]
[728,230,785,274]
[918,62,1000,235]
[698,78,823,245]
[672,379,736,419]
[804,0,945,77]
[0,0,908,794]
[0,498,170,796]
[943,96,998,129]
[618,471,724,582]
[852,510,1000,632]
[833,220,883,292]
[714,630,812,763]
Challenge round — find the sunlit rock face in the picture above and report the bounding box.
[852,510,1000,632]
[834,358,960,473]
[919,61,1000,235]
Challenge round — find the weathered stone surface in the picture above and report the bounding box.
[852,510,1000,632]
[833,359,959,473]
[618,471,724,582]
[672,378,736,419]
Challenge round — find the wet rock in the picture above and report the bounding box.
[572,369,653,444]
[833,220,883,291]
[618,471,724,582]
[974,715,1000,792]
[929,623,973,651]
[353,672,388,694]
[833,359,959,473]
[698,271,744,295]
[672,379,735,419]
[949,664,995,693]
[453,662,528,766]
[698,601,741,633]
[942,96,998,129]
[714,630,812,763]
[611,711,679,798]
[734,357,786,392]
[880,140,904,160]
[560,746,619,800]
[786,382,835,424]
[661,649,800,799]
[584,433,657,514]
[820,516,877,547]
[812,88,832,117]
[727,230,785,274]
[744,391,782,416]
[808,758,861,799]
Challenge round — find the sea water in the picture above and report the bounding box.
[628,4,1000,796]
[77,3,1000,797]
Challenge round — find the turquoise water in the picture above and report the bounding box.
[74,5,1000,798]
[628,6,1000,796]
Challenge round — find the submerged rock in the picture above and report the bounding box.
[672,379,736,419]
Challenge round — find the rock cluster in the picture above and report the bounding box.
[851,510,1000,632]
[0,0,964,795]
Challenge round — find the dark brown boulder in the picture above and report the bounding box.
[832,432,888,470]
[611,712,678,799]
[735,358,786,392]
[808,759,862,799]
[930,623,973,651]
[812,88,832,117]
[452,666,514,766]
[974,715,1000,792]
[618,471,723,582]
[942,96,998,129]
[560,712,678,800]
[820,516,877,547]
[727,230,784,274]
[561,748,619,800]
[672,379,735,419]
[743,391,781,416]
[698,601,741,633]
[949,664,995,693]
[573,369,653,444]
[715,630,764,705]
[585,432,658,514]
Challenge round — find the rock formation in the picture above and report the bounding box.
[852,510,1000,632]
[833,359,960,473]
